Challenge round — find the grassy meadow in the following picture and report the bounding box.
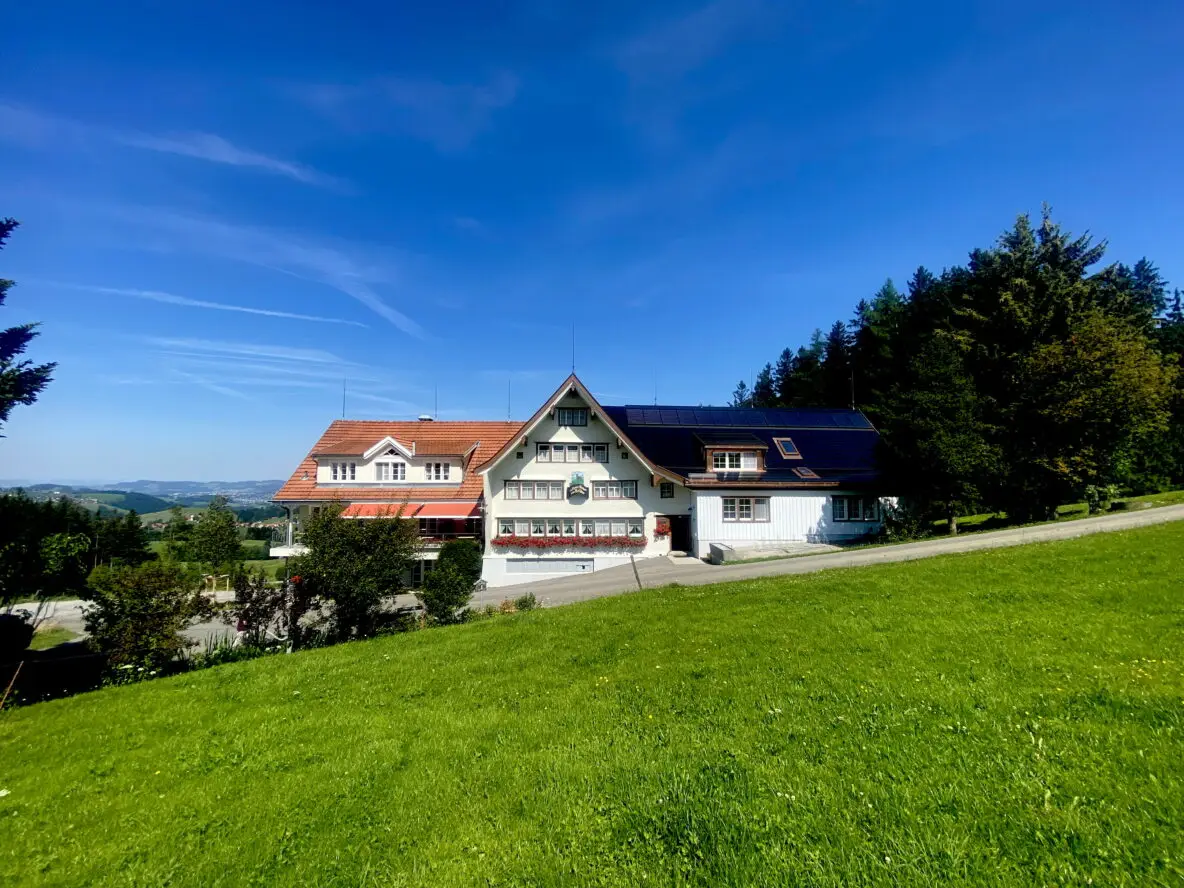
[1,524,1182,886]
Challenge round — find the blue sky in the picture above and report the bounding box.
[2,0,1182,482]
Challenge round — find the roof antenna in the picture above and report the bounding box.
[342,378,347,418]
[507,376,511,421]
[434,385,438,420]
[571,323,576,374]
[653,369,658,406]
[849,368,856,411]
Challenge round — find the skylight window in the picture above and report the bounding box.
[774,437,801,459]
[792,466,820,479]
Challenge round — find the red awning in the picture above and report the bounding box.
[341,503,423,518]
[416,502,480,518]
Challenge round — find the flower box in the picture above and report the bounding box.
[492,535,647,550]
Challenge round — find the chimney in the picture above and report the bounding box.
[417,414,434,422]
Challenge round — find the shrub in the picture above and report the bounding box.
[83,561,213,671]
[436,539,483,586]
[1084,483,1121,515]
[513,592,539,612]
[417,563,474,625]
[878,501,933,542]
[226,567,286,648]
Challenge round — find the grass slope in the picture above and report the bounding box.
[2,526,1182,887]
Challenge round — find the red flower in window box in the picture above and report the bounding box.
[654,517,671,537]
[492,535,647,550]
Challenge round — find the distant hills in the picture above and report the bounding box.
[0,480,285,521]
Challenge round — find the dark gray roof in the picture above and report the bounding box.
[603,404,880,487]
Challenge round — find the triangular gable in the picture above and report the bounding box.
[363,436,415,460]
[475,374,681,483]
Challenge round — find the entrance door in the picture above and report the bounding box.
[667,515,692,552]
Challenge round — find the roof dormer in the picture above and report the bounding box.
[364,436,415,460]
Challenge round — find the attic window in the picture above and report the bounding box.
[792,466,820,480]
[385,448,399,456]
[774,438,801,459]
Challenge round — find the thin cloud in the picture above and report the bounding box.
[54,283,367,327]
[120,209,424,336]
[298,72,518,152]
[0,103,343,190]
[115,131,348,190]
[148,337,353,366]
[170,370,253,401]
[613,0,772,82]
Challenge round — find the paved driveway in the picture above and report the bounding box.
[473,504,1184,608]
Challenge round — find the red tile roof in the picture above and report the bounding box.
[274,420,523,503]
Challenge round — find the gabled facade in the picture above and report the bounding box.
[476,376,692,587]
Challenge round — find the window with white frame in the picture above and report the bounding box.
[627,519,644,537]
[330,462,357,481]
[833,496,881,522]
[557,407,588,426]
[515,519,530,536]
[721,497,770,522]
[426,462,451,481]
[595,519,610,535]
[499,519,515,536]
[375,462,405,482]
[563,518,576,536]
[660,481,675,498]
[548,518,563,536]
[580,519,595,536]
[540,443,581,463]
[504,480,567,500]
[531,519,546,536]
[594,444,609,463]
[712,451,757,470]
[592,480,637,499]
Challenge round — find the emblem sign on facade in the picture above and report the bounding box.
[567,471,588,498]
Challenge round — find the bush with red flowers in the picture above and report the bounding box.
[491,535,647,550]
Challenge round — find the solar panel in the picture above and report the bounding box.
[618,404,872,429]
[625,407,645,424]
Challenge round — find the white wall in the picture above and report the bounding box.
[482,394,692,586]
[691,489,882,557]
[315,449,464,488]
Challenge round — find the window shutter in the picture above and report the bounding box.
[754,498,769,521]
[741,452,757,470]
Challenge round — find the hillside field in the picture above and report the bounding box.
[1,525,1182,886]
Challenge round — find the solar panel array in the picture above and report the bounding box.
[623,406,872,429]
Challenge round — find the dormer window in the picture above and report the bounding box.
[712,451,756,470]
[426,462,451,481]
[376,462,405,481]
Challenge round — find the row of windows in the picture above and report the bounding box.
[537,443,609,463]
[330,461,451,482]
[503,480,639,500]
[498,517,645,538]
[722,497,770,522]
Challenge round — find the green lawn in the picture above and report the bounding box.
[26,627,78,651]
[937,488,1184,534]
[2,525,1182,886]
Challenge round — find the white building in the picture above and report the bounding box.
[475,376,885,586]
[274,375,886,589]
